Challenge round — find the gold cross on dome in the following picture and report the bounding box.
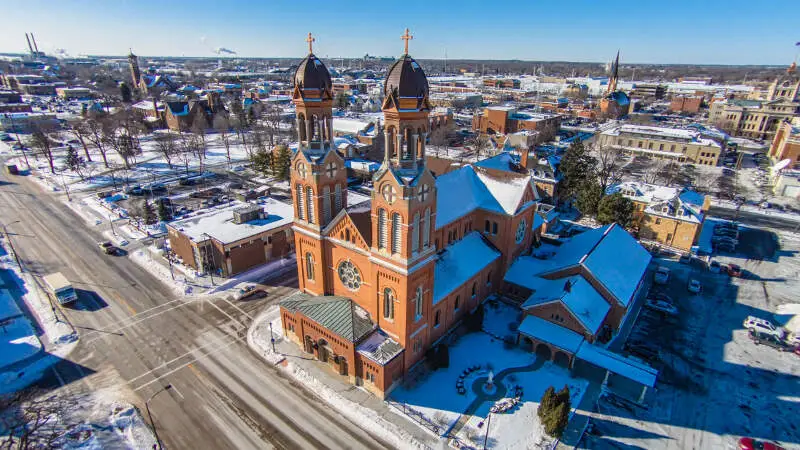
[306,32,315,54]
[401,28,413,55]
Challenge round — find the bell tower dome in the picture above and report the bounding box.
[293,32,334,153]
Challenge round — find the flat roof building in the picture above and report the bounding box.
[598,124,722,166]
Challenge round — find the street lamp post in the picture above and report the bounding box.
[1,221,22,270]
[481,412,493,450]
[145,384,172,450]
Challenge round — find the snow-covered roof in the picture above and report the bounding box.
[582,225,651,307]
[434,165,535,229]
[521,277,610,335]
[433,232,501,305]
[603,124,720,148]
[333,118,374,135]
[168,198,293,245]
[518,315,584,354]
[357,329,404,365]
[0,289,23,322]
[609,182,706,224]
[576,342,657,387]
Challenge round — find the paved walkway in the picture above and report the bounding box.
[555,382,603,449]
[449,356,547,436]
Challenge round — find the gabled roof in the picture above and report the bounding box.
[521,276,611,335]
[434,165,537,229]
[357,329,404,365]
[518,315,584,354]
[433,232,501,305]
[281,293,374,342]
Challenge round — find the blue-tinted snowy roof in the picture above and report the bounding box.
[433,232,500,305]
[518,315,584,354]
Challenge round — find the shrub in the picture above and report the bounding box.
[537,386,556,420]
[543,402,570,438]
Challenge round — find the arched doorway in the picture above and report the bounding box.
[521,336,534,352]
[317,339,330,363]
[304,335,314,354]
[536,343,552,360]
[554,351,570,368]
[338,357,348,376]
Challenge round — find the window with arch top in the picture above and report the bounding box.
[414,286,423,320]
[391,212,402,254]
[383,288,394,319]
[305,253,314,281]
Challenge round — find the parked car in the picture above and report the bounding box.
[748,330,791,352]
[738,437,785,450]
[688,279,702,294]
[653,266,670,285]
[743,316,785,338]
[709,260,722,273]
[727,263,743,277]
[715,242,737,253]
[712,235,738,245]
[678,254,692,264]
[715,221,739,231]
[236,285,267,301]
[97,241,118,255]
[645,299,678,316]
[714,227,739,238]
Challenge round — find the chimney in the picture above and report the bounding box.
[25,33,34,55]
[31,33,40,54]
[519,147,529,170]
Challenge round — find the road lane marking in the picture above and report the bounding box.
[222,298,254,320]
[82,300,195,344]
[109,290,137,315]
[132,334,247,392]
[127,330,239,385]
[209,300,248,329]
[79,298,185,338]
[170,383,185,400]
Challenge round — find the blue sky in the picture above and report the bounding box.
[0,0,797,65]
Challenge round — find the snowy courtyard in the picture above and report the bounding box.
[390,301,588,449]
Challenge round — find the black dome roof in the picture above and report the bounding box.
[294,54,332,91]
[384,55,428,99]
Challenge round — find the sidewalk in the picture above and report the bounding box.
[556,382,603,449]
[248,305,440,450]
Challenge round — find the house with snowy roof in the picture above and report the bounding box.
[607,181,709,251]
[163,91,228,131]
[504,224,657,401]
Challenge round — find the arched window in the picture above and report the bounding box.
[378,209,388,250]
[434,310,441,327]
[411,212,420,254]
[391,212,402,254]
[296,184,305,220]
[345,229,351,242]
[471,282,477,298]
[305,253,314,281]
[334,184,342,210]
[306,187,315,224]
[485,220,490,233]
[454,295,460,311]
[383,288,394,319]
[322,186,331,223]
[423,208,431,248]
[415,286,423,319]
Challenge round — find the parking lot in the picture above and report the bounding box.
[582,226,800,450]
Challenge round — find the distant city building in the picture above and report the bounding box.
[472,106,560,142]
[709,62,799,140]
[629,83,666,100]
[670,95,704,114]
[599,52,630,119]
[607,181,709,251]
[56,87,93,100]
[769,117,800,169]
[598,124,722,166]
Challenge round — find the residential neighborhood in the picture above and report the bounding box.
[0,3,799,450]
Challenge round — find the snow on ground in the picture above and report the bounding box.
[482,299,522,339]
[248,305,428,450]
[205,254,295,295]
[455,362,586,450]
[0,311,41,369]
[129,247,196,296]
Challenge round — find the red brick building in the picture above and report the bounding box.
[281,33,543,397]
[670,96,704,114]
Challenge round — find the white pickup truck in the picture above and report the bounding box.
[743,316,785,338]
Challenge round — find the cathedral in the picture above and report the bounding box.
[599,51,630,119]
[280,31,541,397]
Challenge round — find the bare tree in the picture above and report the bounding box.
[212,114,232,167]
[262,104,283,147]
[0,388,67,449]
[592,143,625,191]
[191,119,208,172]
[153,132,178,169]
[66,119,92,162]
[84,116,110,168]
[28,122,58,173]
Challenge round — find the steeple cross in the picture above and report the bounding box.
[401,28,413,55]
[306,32,315,54]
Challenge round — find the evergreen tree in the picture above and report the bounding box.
[558,139,596,201]
[334,92,349,109]
[543,402,570,438]
[250,148,273,176]
[157,200,170,222]
[575,181,603,217]
[65,145,86,175]
[597,192,634,227]
[141,199,156,225]
[538,386,557,420]
[273,145,292,180]
[555,386,572,411]
[120,82,133,103]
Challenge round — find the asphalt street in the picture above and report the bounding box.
[0,167,390,450]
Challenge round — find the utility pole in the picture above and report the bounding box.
[145,384,172,450]
[1,221,22,270]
